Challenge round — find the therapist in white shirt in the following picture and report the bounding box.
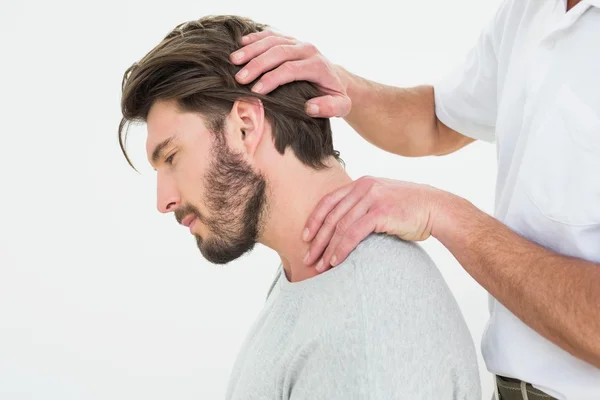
[230,0,600,399]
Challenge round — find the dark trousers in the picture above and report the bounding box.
[493,375,557,400]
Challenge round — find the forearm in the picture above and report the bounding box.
[432,193,600,368]
[337,66,437,156]
[337,66,473,157]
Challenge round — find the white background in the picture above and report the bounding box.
[0,0,501,398]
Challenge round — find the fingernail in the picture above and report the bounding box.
[306,103,319,116]
[316,259,324,272]
[241,35,249,43]
[303,251,310,264]
[330,255,337,266]
[302,228,309,241]
[252,82,263,93]
[232,51,244,61]
[237,69,248,80]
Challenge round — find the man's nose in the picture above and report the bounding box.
[157,173,180,214]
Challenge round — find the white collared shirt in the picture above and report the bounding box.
[434,0,600,398]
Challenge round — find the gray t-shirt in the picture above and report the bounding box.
[225,233,481,399]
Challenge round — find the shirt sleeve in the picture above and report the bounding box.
[433,0,513,143]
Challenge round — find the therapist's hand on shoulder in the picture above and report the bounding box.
[302,176,449,273]
[230,30,351,118]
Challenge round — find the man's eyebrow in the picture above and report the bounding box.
[151,136,176,165]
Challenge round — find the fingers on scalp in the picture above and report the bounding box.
[265,35,296,48]
[280,60,301,76]
[254,61,298,94]
[255,52,321,92]
[243,29,277,43]
[241,37,295,67]
[308,95,346,118]
[272,43,297,59]
[251,55,305,93]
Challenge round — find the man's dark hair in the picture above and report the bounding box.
[119,15,341,170]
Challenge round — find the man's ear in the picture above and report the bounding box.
[229,98,265,157]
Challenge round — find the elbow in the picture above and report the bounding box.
[431,118,476,156]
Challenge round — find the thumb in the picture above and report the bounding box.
[305,94,352,118]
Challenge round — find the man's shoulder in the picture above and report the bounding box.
[348,233,427,260]
[280,233,454,325]
[345,233,439,282]
[343,233,462,314]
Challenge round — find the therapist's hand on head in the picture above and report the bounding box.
[231,30,351,118]
[302,176,449,273]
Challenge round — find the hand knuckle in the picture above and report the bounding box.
[324,213,338,227]
[309,241,323,256]
[369,184,385,199]
[314,53,328,66]
[283,61,298,74]
[321,194,335,207]
[245,57,262,72]
[306,214,317,226]
[366,183,378,197]
[265,75,280,91]
[366,176,378,185]
[304,42,319,55]
[347,227,362,242]
[266,35,282,47]
[257,71,273,87]
[278,45,294,58]
[359,176,375,188]
[374,202,390,216]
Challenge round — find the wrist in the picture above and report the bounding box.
[430,190,476,245]
[333,64,359,100]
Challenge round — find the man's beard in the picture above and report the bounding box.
[180,137,268,264]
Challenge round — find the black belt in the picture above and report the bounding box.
[495,375,557,400]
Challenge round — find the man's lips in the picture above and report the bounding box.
[189,217,198,233]
[181,214,197,228]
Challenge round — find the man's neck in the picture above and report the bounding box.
[259,156,353,282]
[566,0,581,11]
